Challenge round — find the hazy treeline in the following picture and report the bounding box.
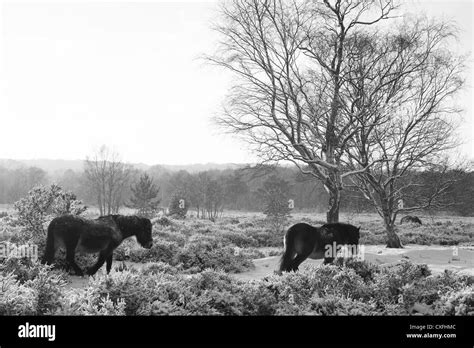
[0,164,472,216]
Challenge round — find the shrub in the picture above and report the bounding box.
[236,247,265,259]
[0,256,46,283]
[25,267,67,315]
[13,184,86,243]
[0,273,36,315]
[218,231,259,248]
[245,227,283,247]
[434,286,474,315]
[175,237,253,273]
[140,262,181,276]
[0,259,67,315]
[153,230,187,246]
[58,287,126,315]
[309,295,379,315]
[334,258,380,282]
[128,240,180,264]
[153,216,173,227]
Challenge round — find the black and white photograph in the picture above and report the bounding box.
[0,0,473,346]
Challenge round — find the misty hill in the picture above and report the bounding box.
[0,158,247,175]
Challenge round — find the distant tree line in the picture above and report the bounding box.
[0,163,472,217]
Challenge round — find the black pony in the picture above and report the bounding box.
[278,222,360,274]
[42,214,153,276]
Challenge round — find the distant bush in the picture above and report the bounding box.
[257,175,292,232]
[359,221,473,246]
[168,191,189,219]
[245,227,284,247]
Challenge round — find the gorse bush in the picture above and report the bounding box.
[0,257,68,315]
[0,273,37,315]
[25,267,67,315]
[13,184,86,243]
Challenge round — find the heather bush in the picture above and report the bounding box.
[25,267,67,315]
[309,295,379,315]
[128,240,180,264]
[0,273,37,315]
[58,286,126,315]
[0,256,44,283]
[152,229,187,246]
[153,216,173,227]
[217,230,259,248]
[235,247,266,259]
[434,286,474,315]
[245,227,283,247]
[0,259,68,315]
[175,238,253,273]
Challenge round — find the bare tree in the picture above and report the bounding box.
[209,0,396,222]
[84,145,132,215]
[341,18,466,247]
[190,172,225,220]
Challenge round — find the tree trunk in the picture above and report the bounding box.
[326,182,340,223]
[384,217,403,248]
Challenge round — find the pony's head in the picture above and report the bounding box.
[135,217,153,249]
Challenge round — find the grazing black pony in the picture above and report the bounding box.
[400,215,422,225]
[42,214,153,276]
[278,222,360,274]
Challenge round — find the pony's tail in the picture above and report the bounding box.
[42,221,55,265]
[278,229,295,274]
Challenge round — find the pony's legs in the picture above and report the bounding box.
[279,250,296,273]
[106,254,113,274]
[65,245,84,276]
[323,257,334,264]
[290,252,311,272]
[87,251,107,276]
[87,246,115,276]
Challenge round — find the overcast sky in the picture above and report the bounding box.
[0,0,472,165]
